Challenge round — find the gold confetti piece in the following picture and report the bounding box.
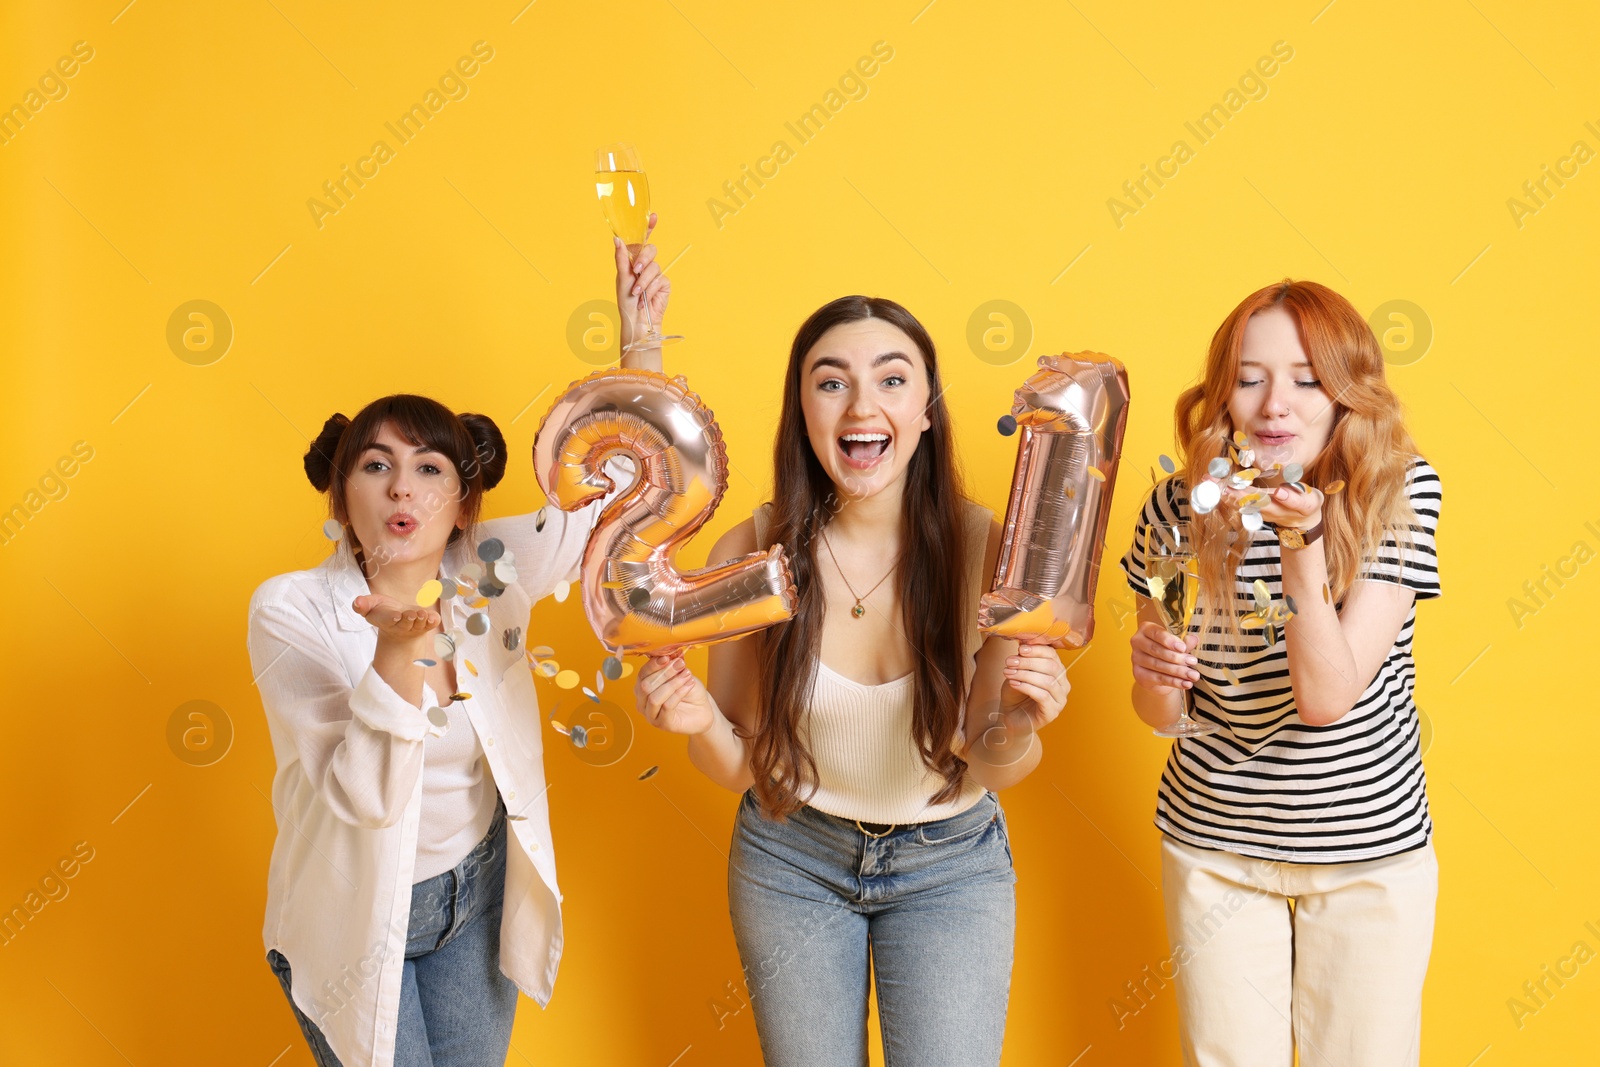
[1252,579,1271,607]
[555,669,580,689]
[600,580,629,590]
[1240,613,1264,629]
[1065,484,1077,498]
[1224,666,1241,686]
[1324,479,1346,494]
[1087,465,1106,482]
[470,597,489,609]
[464,659,478,676]
[1233,430,1248,447]
[1236,468,1261,482]
[448,692,471,702]
[1322,582,1331,604]
[620,661,635,679]
[638,765,660,781]
[416,579,442,607]
[549,719,571,736]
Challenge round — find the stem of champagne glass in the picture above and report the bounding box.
[633,248,655,337]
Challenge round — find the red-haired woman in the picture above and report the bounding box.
[1122,280,1441,1065]
[247,228,669,1067]
[633,297,1070,1066]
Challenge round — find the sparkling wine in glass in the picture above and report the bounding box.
[1145,522,1219,738]
[595,142,681,353]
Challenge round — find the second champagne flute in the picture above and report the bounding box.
[1145,521,1219,738]
[595,142,681,354]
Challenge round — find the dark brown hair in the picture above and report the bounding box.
[750,296,972,819]
[302,394,507,549]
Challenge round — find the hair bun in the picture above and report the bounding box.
[303,413,350,492]
[458,412,508,491]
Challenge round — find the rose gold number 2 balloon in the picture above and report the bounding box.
[534,368,797,656]
[978,353,1131,648]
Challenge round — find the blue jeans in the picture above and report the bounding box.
[728,788,1017,1067]
[267,804,519,1067]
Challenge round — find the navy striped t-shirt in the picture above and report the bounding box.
[1119,456,1442,863]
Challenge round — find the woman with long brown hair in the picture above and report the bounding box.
[1122,279,1441,1065]
[634,296,1069,1066]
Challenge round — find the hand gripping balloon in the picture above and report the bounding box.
[534,368,797,656]
[978,353,1131,647]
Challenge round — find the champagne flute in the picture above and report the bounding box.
[595,142,681,353]
[1145,522,1219,738]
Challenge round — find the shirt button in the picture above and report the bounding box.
[508,791,516,801]
[486,738,495,747]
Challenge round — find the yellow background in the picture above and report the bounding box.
[2,1,1595,1063]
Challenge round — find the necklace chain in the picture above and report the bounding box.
[819,529,898,619]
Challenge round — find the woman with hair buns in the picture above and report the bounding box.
[247,224,669,1067]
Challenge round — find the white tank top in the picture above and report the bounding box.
[753,499,993,824]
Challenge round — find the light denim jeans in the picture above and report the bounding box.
[267,802,518,1067]
[728,786,1018,1067]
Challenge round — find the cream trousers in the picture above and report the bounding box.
[1160,836,1438,1067]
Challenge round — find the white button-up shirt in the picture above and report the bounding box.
[247,492,605,1067]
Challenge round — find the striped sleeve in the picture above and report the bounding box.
[1120,478,1185,598]
[1354,457,1441,599]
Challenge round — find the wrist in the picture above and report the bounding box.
[375,633,432,657]
[689,699,728,739]
[1269,513,1324,550]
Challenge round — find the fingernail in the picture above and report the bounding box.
[1186,656,1197,665]
[614,236,622,247]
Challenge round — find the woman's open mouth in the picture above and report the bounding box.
[837,432,891,470]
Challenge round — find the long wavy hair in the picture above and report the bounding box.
[1174,280,1419,640]
[748,296,972,820]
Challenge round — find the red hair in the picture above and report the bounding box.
[1173,280,1420,634]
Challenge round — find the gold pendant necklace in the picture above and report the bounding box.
[820,529,898,620]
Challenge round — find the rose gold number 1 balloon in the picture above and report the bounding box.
[534,368,797,656]
[978,353,1131,648]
